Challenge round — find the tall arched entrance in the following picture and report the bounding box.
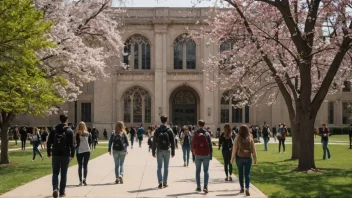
[169,86,200,126]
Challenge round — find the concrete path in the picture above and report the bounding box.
[1,141,266,198]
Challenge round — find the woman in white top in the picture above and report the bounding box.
[75,122,92,186]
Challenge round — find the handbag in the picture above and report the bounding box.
[31,135,38,142]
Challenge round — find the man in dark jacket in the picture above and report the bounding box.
[152,115,175,189]
[192,120,213,193]
[47,114,75,198]
[262,124,270,151]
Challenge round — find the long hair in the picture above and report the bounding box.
[115,121,127,134]
[238,125,251,140]
[75,122,87,136]
[223,123,232,137]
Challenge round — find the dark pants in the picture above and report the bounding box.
[77,152,90,181]
[322,140,331,159]
[222,151,233,177]
[131,136,135,146]
[236,157,252,189]
[52,156,70,195]
[138,137,143,147]
[14,139,18,145]
[279,139,285,152]
[21,140,26,150]
[349,133,352,149]
[32,142,42,160]
[92,141,97,150]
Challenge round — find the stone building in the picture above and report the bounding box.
[13,8,352,134]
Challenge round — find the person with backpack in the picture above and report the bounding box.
[320,124,331,160]
[47,114,75,198]
[231,125,257,196]
[20,126,27,150]
[75,122,92,186]
[218,124,234,182]
[108,121,129,184]
[152,115,175,189]
[31,127,43,162]
[191,120,213,193]
[91,128,98,151]
[262,124,270,151]
[137,125,144,148]
[129,126,136,149]
[180,125,192,167]
[277,124,287,153]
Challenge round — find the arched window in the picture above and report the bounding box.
[123,87,152,124]
[220,91,248,123]
[123,34,151,70]
[174,34,196,70]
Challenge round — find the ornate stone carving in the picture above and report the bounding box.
[174,90,196,104]
[117,73,154,81]
[167,72,203,81]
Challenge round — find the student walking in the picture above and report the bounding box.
[91,128,98,151]
[41,128,49,149]
[348,124,352,149]
[180,125,191,167]
[137,125,144,148]
[31,127,43,162]
[262,124,270,151]
[192,120,213,193]
[277,124,287,153]
[13,127,19,145]
[129,127,136,149]
[231,125,257,196]
[218,124,234,181]
[75,122,92,186]
[152,115,175,189]
[47,114,75,198]
[272,125,277,142]
[20,127,27,150]
[320,124,331,160]
[147,125,155,152]
[103,129,108,140]
[109,121,129,184]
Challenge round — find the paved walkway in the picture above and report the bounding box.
[1,141,266,198]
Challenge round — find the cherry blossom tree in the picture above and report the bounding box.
[195,0,352,170]
[35,0,125,102]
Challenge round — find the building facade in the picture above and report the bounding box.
[13,8,352,133]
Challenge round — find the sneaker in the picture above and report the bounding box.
[79,181,83,186]
[119,176,123,184]
[53,190,58,198]
[245,189,250,196]
[225,177,229,181]
[158,183,162,189]
[240,189,244,193]
[59,194,66,197]
[83,179,87,186]
[163,182,168,188]
[195,188,201,192]
[41,156,44,161]
[115,178,119,184]
[229,177,233,181]
[31,160,34,162]
[203,187,208,193]
[183,163,186,167]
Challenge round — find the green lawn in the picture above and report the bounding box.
[0,143,21,150]
[285,134,351,143]
[0,148,107,195]
[214,144,352,197]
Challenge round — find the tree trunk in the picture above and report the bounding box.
[0,122,10,164]
[297,111,316,170]
[290,121,300,160]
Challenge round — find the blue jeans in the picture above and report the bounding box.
[113,151,127,178]
[157,150,170,183]
[32,141,42,160]
[263,137,269,151]
[236,157,252,189]
[322,140,331,159]
[182,146,191,164]
[195,155,210,188]
[52,156,70,195]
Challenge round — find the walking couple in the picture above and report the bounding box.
[152,116,213,193]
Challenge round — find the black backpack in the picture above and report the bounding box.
[113,133,125,151]
[262,127,269,137]
[53,127,68,150]
[157,128,170,150]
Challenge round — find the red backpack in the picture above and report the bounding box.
[193,132,210,156]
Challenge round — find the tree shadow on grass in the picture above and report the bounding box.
[251,161,352,197]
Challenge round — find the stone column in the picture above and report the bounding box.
[142,96,145,124]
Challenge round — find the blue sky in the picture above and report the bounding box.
[112,0,218,7]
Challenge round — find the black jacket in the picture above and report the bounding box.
[47,124,75,158]
[152,125,175,156]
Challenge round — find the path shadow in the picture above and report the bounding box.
[128,187,159,193]
[216,192,240,196]
[166,192,199,197]
[66,183,116,188]
[175,178,230,184]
